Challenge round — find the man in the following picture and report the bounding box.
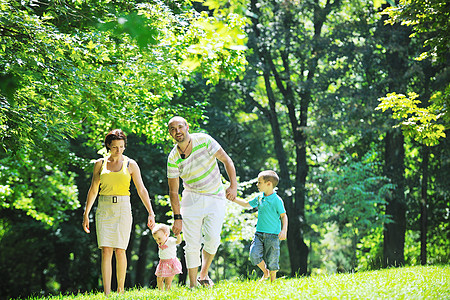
[167,116,237,288]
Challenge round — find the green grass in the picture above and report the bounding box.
[24,265,450,299]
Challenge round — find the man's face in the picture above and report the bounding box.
[168,118,189,143]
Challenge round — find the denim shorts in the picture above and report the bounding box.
[249,231,280,271]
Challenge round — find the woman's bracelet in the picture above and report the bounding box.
[174,214,182,220]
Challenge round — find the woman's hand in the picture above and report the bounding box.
[147,213,155,229]
[82,214,90,233]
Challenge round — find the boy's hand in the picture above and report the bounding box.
[278,229,287,241]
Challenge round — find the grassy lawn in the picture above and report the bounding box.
[23,265,449,299]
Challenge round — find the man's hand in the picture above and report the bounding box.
[172,219,183,235]
[225,185,237,202]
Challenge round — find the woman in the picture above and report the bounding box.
[82,129,155,295]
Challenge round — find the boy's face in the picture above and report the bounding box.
[257,177,272,194]
[153,230,168,247]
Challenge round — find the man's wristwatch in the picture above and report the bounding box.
[174,214,182,220]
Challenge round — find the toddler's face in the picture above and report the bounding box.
[153,230,168,246]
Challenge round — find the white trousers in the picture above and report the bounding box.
[180,191,226,269]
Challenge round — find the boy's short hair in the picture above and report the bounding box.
[258,170,279,187]
[152,223,170,235]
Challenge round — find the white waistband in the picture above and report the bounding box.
[98,195,130,203]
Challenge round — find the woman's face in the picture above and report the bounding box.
[108,139,125,156]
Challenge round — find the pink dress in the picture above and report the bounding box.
[155,237,183,277]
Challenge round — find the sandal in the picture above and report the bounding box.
[197,276,214,287]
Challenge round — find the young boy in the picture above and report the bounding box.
[231,170,288,282]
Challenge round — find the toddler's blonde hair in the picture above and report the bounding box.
[152,223,170,235]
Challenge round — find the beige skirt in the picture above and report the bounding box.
[95,195,132,250]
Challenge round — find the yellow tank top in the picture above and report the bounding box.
[99,156,131,196]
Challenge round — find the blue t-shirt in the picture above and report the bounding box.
[249,192,286,234]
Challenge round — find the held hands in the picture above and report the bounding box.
[172,219,182,235]
[147,213,155,230]
[225,185,237,202]
[175,232,182,245]
[278,229,287,241]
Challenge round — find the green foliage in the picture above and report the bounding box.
[379,0,450,145]
[0,0,247,149]
[427,221,450,265]
[0,0,247,226]
[317,150,394,271]
[321,150,393,240]
[376,92,447,146]
[401,136,450,266]
[0,213,99,299]
[382,0,449,62]
[357,227,384,270]
[0,149,79,227]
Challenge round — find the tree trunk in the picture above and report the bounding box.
[264,71,308,276]
[54,240,71,292]
[419,62,433,266]
[246,0,344,276]
[383,129,406,267]
[420,146,429,265]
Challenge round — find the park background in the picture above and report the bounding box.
[0,0,448,299]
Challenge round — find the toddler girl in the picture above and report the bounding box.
[152,223,182,290]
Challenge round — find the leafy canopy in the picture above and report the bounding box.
[0,0,247,226]
[377,0,449,145]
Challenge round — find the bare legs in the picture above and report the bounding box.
[115,249,127,294]
[157,276,175,290]
[188,249,215,288]
[101,247,113,295]
[101,247,127,296]
[199,249,215,281]
[256,260,277,282]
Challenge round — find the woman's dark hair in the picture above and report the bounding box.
[104,129,127,151]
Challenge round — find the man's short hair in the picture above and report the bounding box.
[258,170,279,187]
[168,116,188,127]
